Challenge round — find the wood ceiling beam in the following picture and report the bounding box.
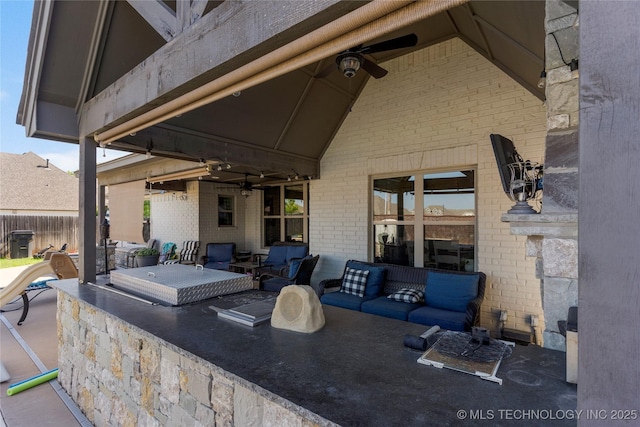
[81,0,346,136]
[127,0,177,41]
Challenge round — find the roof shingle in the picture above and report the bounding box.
[0,152,79,212]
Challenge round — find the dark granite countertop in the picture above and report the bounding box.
[54,280,577,426]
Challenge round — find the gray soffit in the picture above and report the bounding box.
[18,0,545,184]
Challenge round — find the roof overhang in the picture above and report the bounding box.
[18,0,547,185]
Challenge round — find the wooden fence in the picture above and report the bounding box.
[0,215,79,258]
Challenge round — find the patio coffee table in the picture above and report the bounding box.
[228,262,261,279]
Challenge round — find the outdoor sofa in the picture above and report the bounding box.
[319,260,485,331]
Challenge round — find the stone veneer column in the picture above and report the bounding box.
[503,0,580,351]
[538,0,580,350]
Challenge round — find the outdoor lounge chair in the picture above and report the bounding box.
[200,243,235,270]
[33,244,53,259]
[158,242,177,264]
[0,253,78,325]
[259,255,319,294]
[164,240,200,265]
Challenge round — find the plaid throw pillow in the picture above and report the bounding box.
[387,288,424,304]
[340,267,370,297]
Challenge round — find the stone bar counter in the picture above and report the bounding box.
[55,280,577,426]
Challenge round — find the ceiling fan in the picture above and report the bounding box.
[220,173,266,197]
[318,33,418,79]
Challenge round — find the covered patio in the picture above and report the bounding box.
[15,0,640,425]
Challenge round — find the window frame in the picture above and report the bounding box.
[217,194,235,228]
[262,182,309,246]
[371,167,477,268]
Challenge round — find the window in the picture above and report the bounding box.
[372,170,475,270]
[218,195,234,227]
[263,183,308,246]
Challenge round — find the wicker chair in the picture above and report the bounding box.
[200,243,236,270]
[259,255,320,294]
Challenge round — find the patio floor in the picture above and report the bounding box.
[0,286,84,426]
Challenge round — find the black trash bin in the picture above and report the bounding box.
[10,230,35,259]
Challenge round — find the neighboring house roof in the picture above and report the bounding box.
[0,152,78,212]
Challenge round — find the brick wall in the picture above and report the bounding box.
[311,38,547,334]
[150,181,200,249]
[198,182,248,250]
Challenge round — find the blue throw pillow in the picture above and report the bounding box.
[345,261,386,297]
[340,267,370,298]
[288,258,302,278]
[287,255,311,278]
[425,272,479,313]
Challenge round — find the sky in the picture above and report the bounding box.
[0,0,124,173]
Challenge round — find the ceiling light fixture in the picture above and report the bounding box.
[337,53,363,78]
[537,70,546,89]
[217,164,223,171]
[287,176,292,182]
[259,171,265,179]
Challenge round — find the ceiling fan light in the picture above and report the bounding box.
[338,54,361,78]
[241,189,251,198]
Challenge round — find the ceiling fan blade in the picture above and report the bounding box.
[361,59,388,79]
[360,33,418,55]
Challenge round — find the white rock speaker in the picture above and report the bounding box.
[270,285,325,333]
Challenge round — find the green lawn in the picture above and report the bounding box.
[0,257,44,269]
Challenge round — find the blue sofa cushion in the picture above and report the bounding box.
[340,267,369,297]
[286,245,308,262]
[387,288,424,304]
[204,260,231,270]
[407,306,467,331]
[361,297,423,321]
[321,292,376,311]
[345,261,386,297]
[425,272,479,313]
[264,245,288,266]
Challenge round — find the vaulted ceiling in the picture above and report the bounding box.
[18,0,546,187]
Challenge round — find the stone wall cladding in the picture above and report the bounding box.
[57,291,334,426]
[310,37,547,335]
